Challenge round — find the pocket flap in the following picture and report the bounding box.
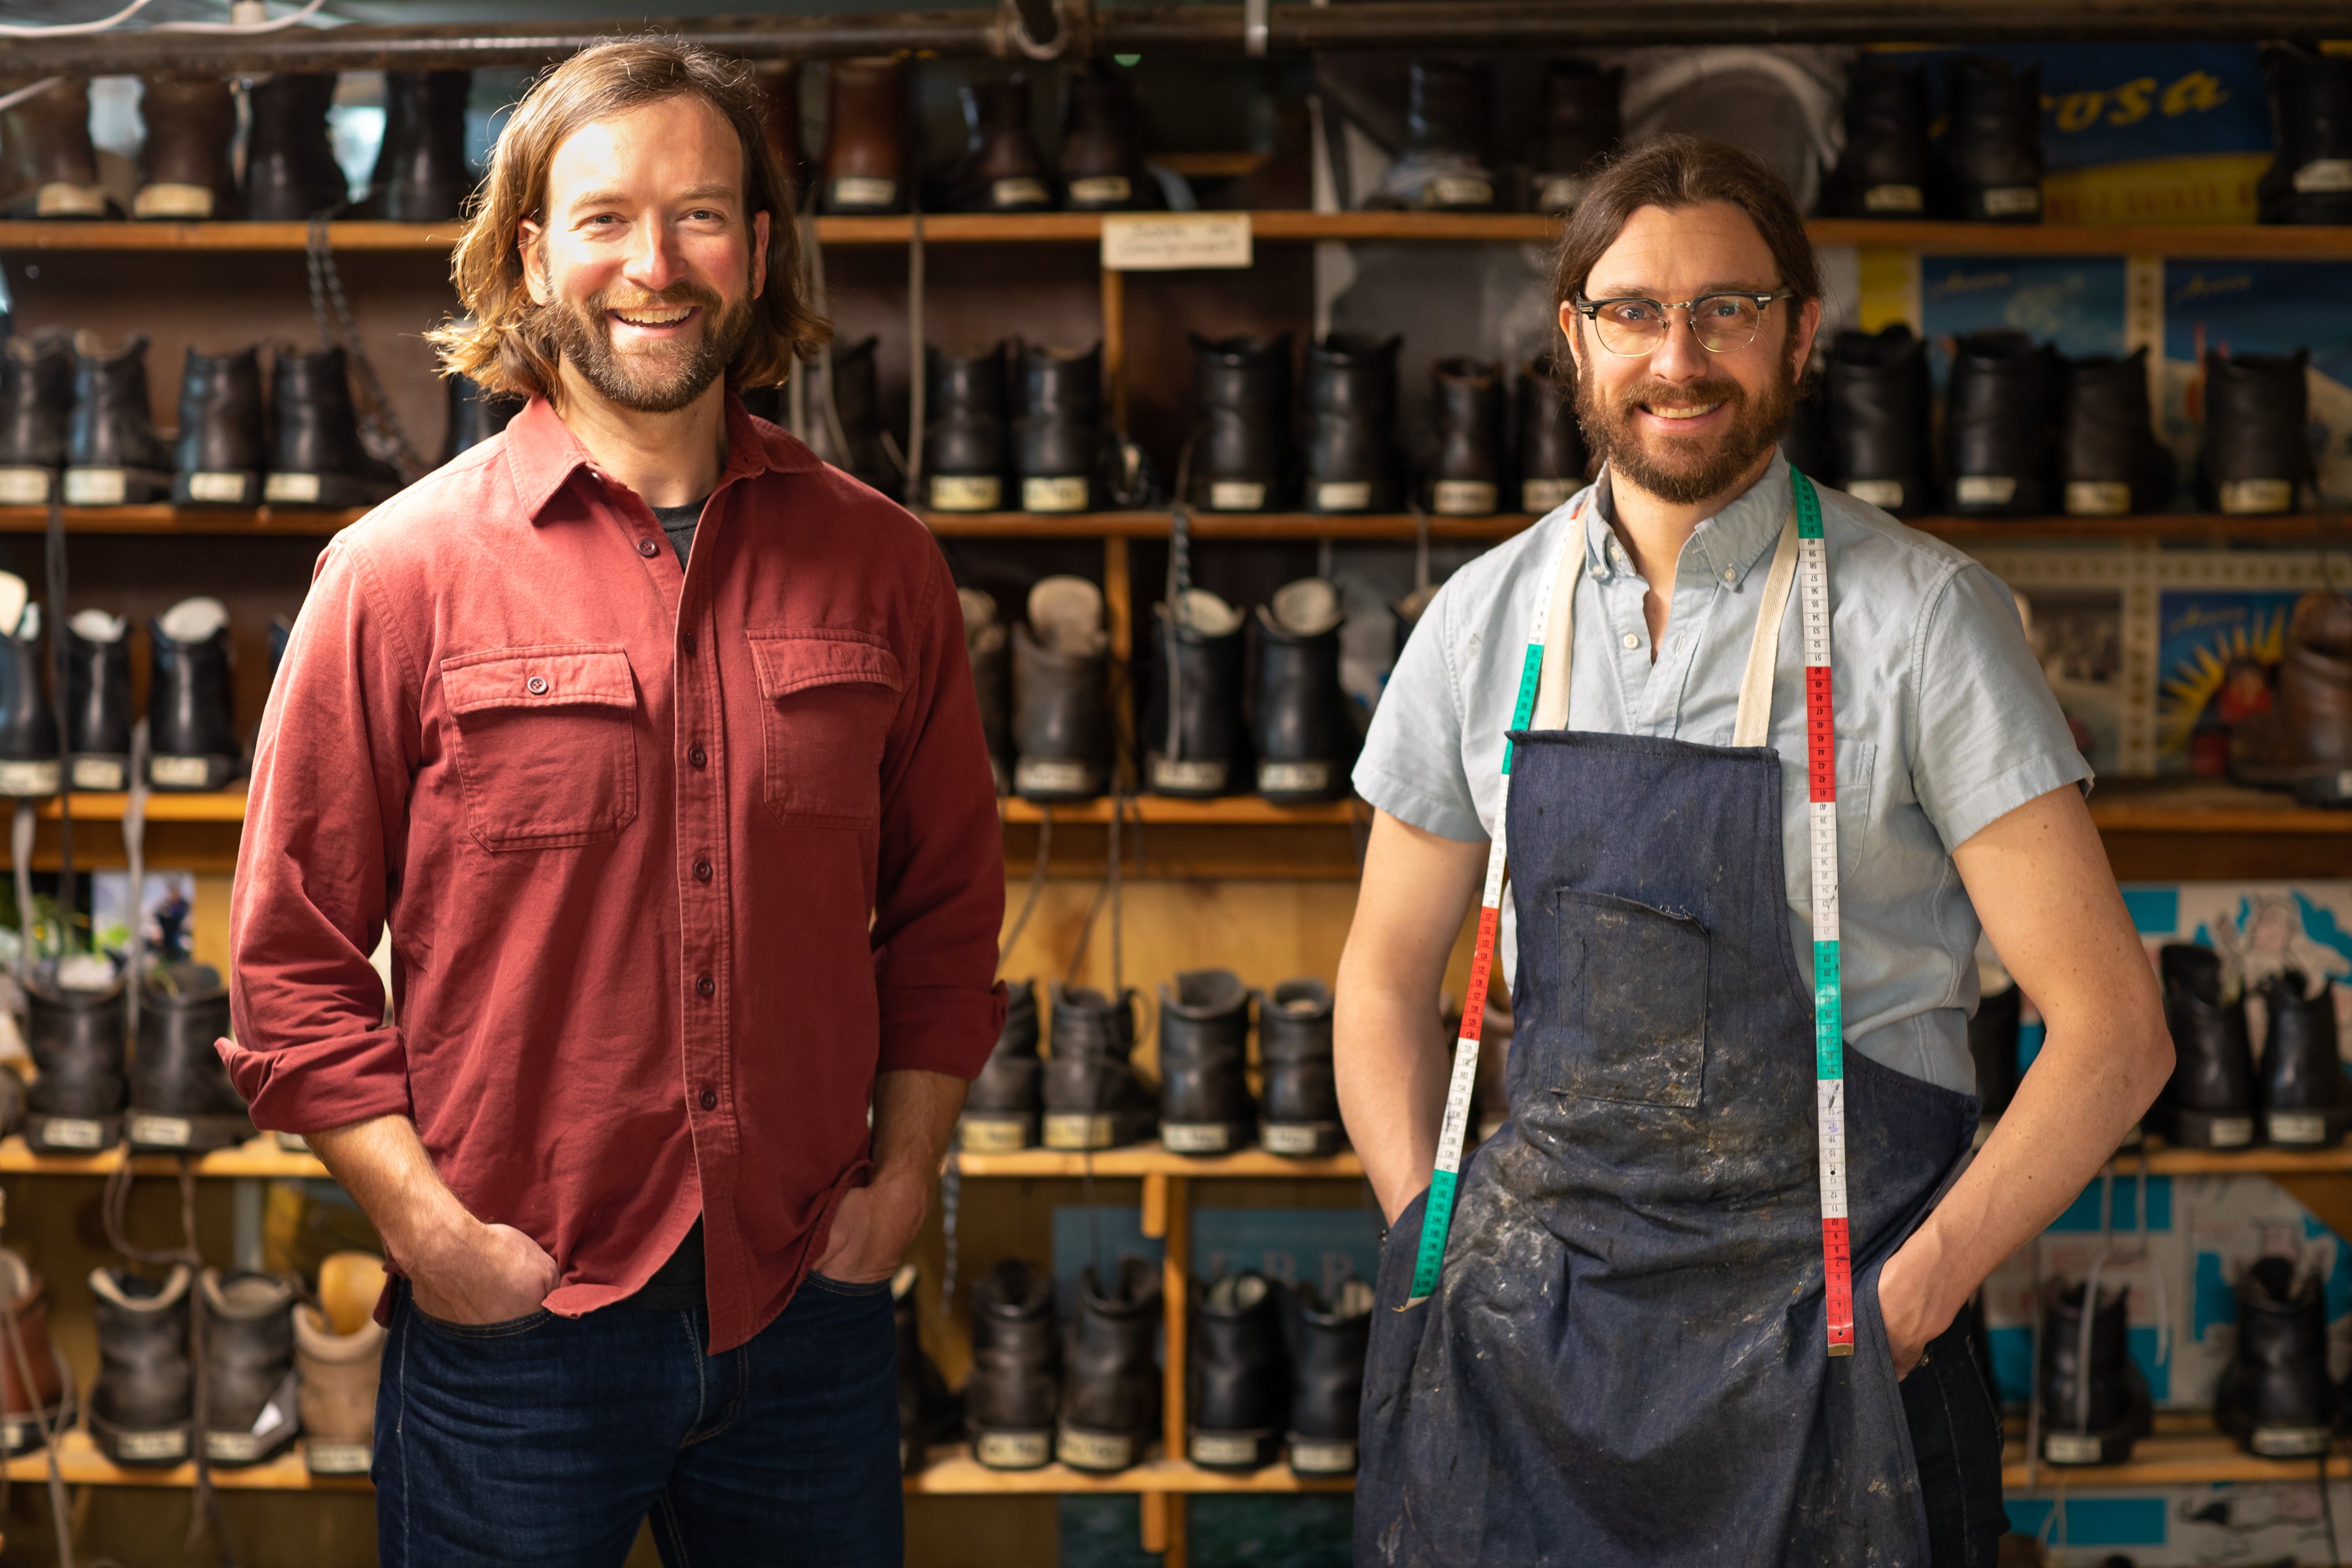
[442,646,637,717]
[748,629,904,700]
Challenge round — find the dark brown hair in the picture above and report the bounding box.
[427,35,828,401]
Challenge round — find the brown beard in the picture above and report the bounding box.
[1573,337,1800,506]
[541,271,754,415]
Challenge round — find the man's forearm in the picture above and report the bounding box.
[870,1068,968,1198]
[307,1113,480,1269]
[1335,979,1450,1225]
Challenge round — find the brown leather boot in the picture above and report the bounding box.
[2230,590,2352,805]
[947,77,1052,213]
[295,1256,385,1477]
[0,1247,68,1456]
[755,64,806,205]
[4,78,113,219]
[135,76,238,220]
[1059,62,1159,211]
[821,57,910,216]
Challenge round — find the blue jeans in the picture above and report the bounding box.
[375,1273,902,1567]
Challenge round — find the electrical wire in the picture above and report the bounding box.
[0,0,325,36]
[0,0,155,38]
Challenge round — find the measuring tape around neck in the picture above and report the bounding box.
[1406,468,1854,1358]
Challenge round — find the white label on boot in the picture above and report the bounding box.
[1433,480,1496,516]
[0,760,57,796]
[39,1117,103,1149]
[1258,760,1331,796]
[1150,757,1228,794]
[1,1420,25,1450]
[1289,1437,1356,1474]
[1015,758,1093,797]
[1844,479,1905,510]
[1426,176,1493,208]
[2270,1111,2327,1145]
[2296,159,2352,193]
[1057,1426,1135,1470]
[150,755,214,789]
[276,1130,312,1153]
[1022,476,1090,513]
[1162,1121,1237,1153]
[1536,174,1589,214]
[1955,475,2017,508]
[265,472,323,504]
[1863,184,1925,214]
[1207,480,1266,510]
[304,1439,372,1474]
[1191,1430,1267,1465]
[64,468,128,505]
[129,1114,193,1147]
[830,176,898,209]
[1981,186,2042,217]
[186,471,249,504]
[1522,478,1578,514]
[118,1426,189,1462]
[958,1116,1032,1153]
[2210,1115,2255,1147]
[0,468,52,504]
[1069,176,1132,205]
[2255,1425,2333,1457]
[2065,481,2132,516]
[1043,1113,1115,1149]
[929,474,1002,512]
[207,1430,262,1463]
[2043,1432,2103,1464]
[35,183,106,218]
[134,182,214,220]
[2219,478,2294,514]
[73,756,124,791]
[1315,481,1372,512]
[1261,1122,1337,1156]
[975,1429,1053,1468]
[990,177,1050,208]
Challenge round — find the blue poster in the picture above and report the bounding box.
[2161,260,2352,501]
[1918,257,2127,389]
[2154,588,2303,774]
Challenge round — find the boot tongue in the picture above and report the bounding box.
[2293,590,2352,659]
[1172,967,1245,1014]
[1334,1279,1375,1318]
[159,595,229,644]
[70,608,125,643]
[1271,578,1343,636]
[0,574,27,640]
[1028,576,1107,656]
[1164,589,1241,638]
[56,952,117,992]
[1395,583,1440,627]
[957,587,999,635]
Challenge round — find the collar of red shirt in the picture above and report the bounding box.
[500,387,824,523]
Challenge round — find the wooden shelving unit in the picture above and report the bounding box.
[2002,1414,2352,1491]
[0,1429,367,1491]
[0,504,356,536]
[0,1131,320,1179]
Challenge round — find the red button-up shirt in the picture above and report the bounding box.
[224,395,1006,1352]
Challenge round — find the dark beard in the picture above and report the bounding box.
[1574,338,1799,506]
[542,277,753,414]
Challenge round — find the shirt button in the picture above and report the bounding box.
[1622,632,1640,650]
[689,744,708,768]
[637,538,659,558]
[696,974,715,998]
[526,676,548,695]
[698,1087,718,1111]
[694,858,713,882]
[1722,567,1737,583]
[1609,543,1625,563]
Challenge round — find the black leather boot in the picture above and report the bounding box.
[1517,355,1586,515]
[3,78,112,218]
[924,343,1010,513]
[0,331,74,506]
[1944,329,2057,516]
[1158,969,1255,1155]
[201,1269,300,1467]
[2217,1257,2333,1457]
[1374,62,1496,211]
[1286,1277,1371,1477]
[64,609,131,792]
[2202,350,2311,515]
[2061,349,2175,517]
[1303,335,1401,514]
[24,976,127,1153]
[1186,333,1291,513]
[1253,578,1352,802]
[1945,57,2044,223]
[364,71,473,221]
[1527,60,1622,216]
[1190,1271,1286,1471]
[892,1265,958,1475]
[1059,63,1160,212]
[1042,983,1156,1151]
[135,76,238,221]
[968,1258,1058,1470]
[804,336,897,498]
[960,978,1040,1152]
[2038,1278,2152,1465]
[88,1264,193,1467]
[148,596,238,792]
[265,346,401,510]
[1058,1257,1160,1473]
[947,77,1053,214]
[0,578,58,800]
[2260,44,2352,226]
[1143,589,1246,799]
[65,333,172,506]
[129,962,249,1153]
[1826,325,1933,516]
[1823,59,1931,218]
[1260,978,1343,1157]
[241,73,348,222]
[755,64,805,216]
[1968,983,2020,1120]
[960,588,1011,796]
[173,344,265,508]
[2149,943,2257,1149]
[820,57,910,216]
[1011,576,1110,802]
[1017,342,1103,514]
[1779,376,1837,489]
[1426,358,1504,517]
[2259,971,2352,1147]
[439,370,523,466]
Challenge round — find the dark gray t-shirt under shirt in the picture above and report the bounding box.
[650,498,706,566]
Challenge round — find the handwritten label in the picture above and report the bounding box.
[1101,212,1252,271]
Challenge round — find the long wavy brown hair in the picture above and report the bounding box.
[427,36,828,403]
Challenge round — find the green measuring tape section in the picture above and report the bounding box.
[1405,1166,1459,1305]
[1814,941,1843,1078]
[1793,466,1823,539]
[1501,642,1542,775]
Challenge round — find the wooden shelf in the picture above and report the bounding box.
[928,510,1530,541]
[2088,777,2352,836]
[32,789,248,824]
[2004,1420,2350,1489]
[0,1429,365,1490]
[0,504,357,536]
[0,1132,323,1179]
[905,1448,1351,1494]
[1002,798,1358,827]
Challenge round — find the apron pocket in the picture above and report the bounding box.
[1544,888,1710,1108]
[1364,1187,1434,1418]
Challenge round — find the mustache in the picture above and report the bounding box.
[591,284,723,314]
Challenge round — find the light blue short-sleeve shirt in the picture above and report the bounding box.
[1353,451,2091,1094]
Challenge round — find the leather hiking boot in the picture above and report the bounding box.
[3,78,112,219]
[2261,44,2352,225]
[1528,60,1621,216]
[65,332,172,506]
[1043,983,1156,1151]
[1186,333,1291,513]
[440,370,523,466]
[24,973,127,1153]
[1158,969,1255,1155]
[1426,357,1503,517]
[265,345,401,509]
[1253,578,1352,802]
[1780,376,1836,488]
[2202,350,2310,514]
[1827,325,1933,516]
[821,57,910,216]
[1823,59,1931,219]
[130,960,249,1152]
[1286,1279,1371,1477]
[1944,329,2057,516]
[924,342,1010,513]
[149,596,238,792]
[0,330,74,505]
[754,65,805,201]
[1260,977,1342,1157]
[89,1264,193,1467]
[65,608,131,792]
[1304,335,1401,514]
[0,1250,67,1456]
[968,1258,1059,1470]
[2149,943,2257,1149]
[1012,576,1111,802]
[363,71,473,221]
[1374,62,1497,211]
[961,588,1012,796]
[1143,588,1246,799]
[201,1269,301,1467]
[1518,356,1586,515]
[2230,591,2352,804]
[1018,342,1103,514]
[295,1269,384,1477]
[1946,57,2044,223]
[1058,1257,1161,1473]
[947,77,1052,214]
[2039,1278,2151,1465]
[2218,1257,2333,1456]
[894,1264,959,1473]
[1060,63,1159,212]
[1192,1271,1287,1471]
[0,575,59,799]
[1968,983,2020,1120]
[960,977,1040,1151]
[242,73,346,221]
[173,344,265,508]
[2258,970,2352,1147]
[805,335,897,497]
[135,76,237,220]
[2062,349,2175,516]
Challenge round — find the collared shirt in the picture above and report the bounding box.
[223,395,1006,1352]
[1354,452,2089,1093]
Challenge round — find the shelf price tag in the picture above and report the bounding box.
[1101,212,1253,271]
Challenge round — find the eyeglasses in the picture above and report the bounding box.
[1570,290,1796,357]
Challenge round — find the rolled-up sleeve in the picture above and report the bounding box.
[221,535,419,1132]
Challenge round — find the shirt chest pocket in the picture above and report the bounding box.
[747,629,904,828]
[442,646,640,852]
[1782,734,1877,892]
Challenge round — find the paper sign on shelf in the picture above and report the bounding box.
[1100,212,1253,271]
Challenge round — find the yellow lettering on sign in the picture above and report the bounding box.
[2161,71,2229,116]
[2107,77,2156,127]
[2056,91,2105,133]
